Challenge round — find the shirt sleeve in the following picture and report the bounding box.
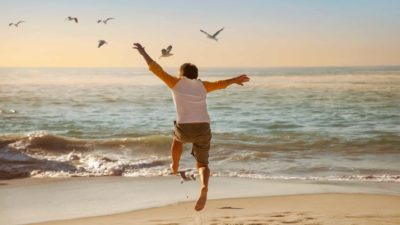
[148,61,179,89]
[202,80,231,93]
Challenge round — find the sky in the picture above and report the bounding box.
[0,0,399,68]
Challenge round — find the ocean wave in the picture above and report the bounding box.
[0,148,170,179]
[1,131,172,154]
[211,131,400,154]
[1,132,399,181]
[213,172,400,183]
[0,132,172,179]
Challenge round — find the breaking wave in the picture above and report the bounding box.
[0,131,172,179]
[0,131,399,183]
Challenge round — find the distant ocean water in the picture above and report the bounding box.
[1,66,399,182]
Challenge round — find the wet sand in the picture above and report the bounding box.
[0,176,399,224]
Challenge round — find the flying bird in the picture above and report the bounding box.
[160,45,173,58]
[179,171,196,184]
[98,40,107,48]
[9,21,25,27]
[66,16,78,23]
[97,17,115,24]
[200,27,225,41]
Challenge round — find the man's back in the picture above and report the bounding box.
[172,77,210,123]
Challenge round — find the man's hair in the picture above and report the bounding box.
[180,63,198,79]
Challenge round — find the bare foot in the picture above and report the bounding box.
[195,187,208,211]
[170,163,178,175]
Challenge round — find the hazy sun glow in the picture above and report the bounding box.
[1,0,399,68]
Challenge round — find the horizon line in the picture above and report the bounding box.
[1,64,400,69]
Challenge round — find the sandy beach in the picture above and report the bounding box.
[2,1,400,225]
[1,177,399,225]
[34,194,400,225]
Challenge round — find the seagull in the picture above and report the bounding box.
[200,27,225,41]
[97,17,115,24]
[66,16,78,23]
[98,40,107,48]
[159,45,173,58]
[9,21,25,27]
[179,171,196,184]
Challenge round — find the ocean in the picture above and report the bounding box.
[1,66,399,182]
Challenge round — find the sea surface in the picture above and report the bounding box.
[1,66,399,182]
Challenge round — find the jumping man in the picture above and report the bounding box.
[133,43,250,211]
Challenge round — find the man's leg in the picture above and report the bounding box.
[170,138,183,174]
[195,162,210,211]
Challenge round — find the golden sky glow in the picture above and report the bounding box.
[1,0,399,68]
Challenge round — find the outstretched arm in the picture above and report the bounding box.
[133,43,178,89]
[203,74,250,93]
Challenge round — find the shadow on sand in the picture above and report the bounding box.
[218,206,244,210]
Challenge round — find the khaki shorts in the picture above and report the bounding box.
[173,121,212,165]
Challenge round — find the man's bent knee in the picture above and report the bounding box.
[196,162,209,169]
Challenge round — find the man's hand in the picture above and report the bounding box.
[133,42,154,65]
[133,43,146,55]
[233,74,250,86]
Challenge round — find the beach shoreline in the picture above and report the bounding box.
[1,176,399,224]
